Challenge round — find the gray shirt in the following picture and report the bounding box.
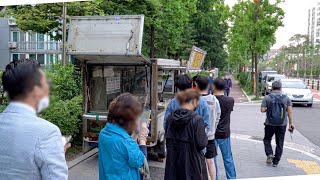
[261,92,292,126]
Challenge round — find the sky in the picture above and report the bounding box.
[225,0,316,49]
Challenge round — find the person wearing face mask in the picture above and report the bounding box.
[165,89,208,180]
[98,93,149,180]
[0,59,68,179]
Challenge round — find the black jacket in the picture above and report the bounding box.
[164,108,208,180]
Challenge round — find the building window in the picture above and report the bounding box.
[11,54,26,61]
[11,31,20,42]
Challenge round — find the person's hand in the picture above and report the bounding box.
[64,143,71,153]
[289,124,295,132]
[138,122,149,145]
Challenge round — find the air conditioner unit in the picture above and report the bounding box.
[8,19,16,26]
[8,42,18,49]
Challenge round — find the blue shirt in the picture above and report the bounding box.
[98,123,145,180]
[0,103,68,180]
[164,97,211,131]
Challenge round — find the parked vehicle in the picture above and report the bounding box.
[262,74,287,95]
[280,79,313,107]
[259,70,277,83]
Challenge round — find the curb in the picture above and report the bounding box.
[240,88,251,102]
[67,148,98,169]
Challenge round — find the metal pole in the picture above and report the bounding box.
[62,2,67,66]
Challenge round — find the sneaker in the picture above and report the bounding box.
[266,155,274,164]
[272,163,278,167]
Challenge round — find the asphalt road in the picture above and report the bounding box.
[292,103,320,148]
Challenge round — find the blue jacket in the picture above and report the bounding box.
[0,103,68,180]
[98,123,145,180]
[164,97,210,132]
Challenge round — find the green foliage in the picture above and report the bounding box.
[5,0,229,67]
[228,0,285,69]
[294,70,320,76]
[45,64,82,100]
[6,2,102,40]
[236,72,253,94]
[40,95,83,142]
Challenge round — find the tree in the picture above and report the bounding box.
[193,0,230,69]
[6,2,102,40]
[228,0,284,97]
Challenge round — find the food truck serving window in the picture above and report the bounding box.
[88,65,151,113]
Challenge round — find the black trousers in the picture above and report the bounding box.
[263,125,287,163]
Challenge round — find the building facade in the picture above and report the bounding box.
[0,17,62,70]
[308,1,320,44]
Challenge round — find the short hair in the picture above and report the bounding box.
[2,59,42,100]
[107,93,142,127]
[213,78,226,90]
[176,89,200,105]
[174,74,192,91]
[272,80,282,90]
[195,75,209,91]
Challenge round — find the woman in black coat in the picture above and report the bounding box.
[165,89,208,180]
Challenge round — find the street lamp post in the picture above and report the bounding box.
[62,2,67,66]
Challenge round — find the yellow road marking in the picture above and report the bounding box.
[288,159,320,174]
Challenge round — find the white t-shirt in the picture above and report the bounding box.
[202,94,221,140]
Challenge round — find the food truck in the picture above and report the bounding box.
[67,15,206,157]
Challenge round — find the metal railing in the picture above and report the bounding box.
[14,41,62,51]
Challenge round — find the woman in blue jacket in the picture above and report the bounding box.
[98,93,149,180]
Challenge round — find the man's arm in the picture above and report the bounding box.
[261,97,267,113]
[35,126,68,180]
[287,98,294,130]
[164,100,174,129]
[215,98,221,128]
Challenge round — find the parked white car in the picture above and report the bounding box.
[262,74,287,95]
[280,79,313,107]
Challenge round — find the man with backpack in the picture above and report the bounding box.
[261,80,295,167]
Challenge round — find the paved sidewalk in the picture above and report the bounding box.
[311,89,320,101]
[229,76,249,103]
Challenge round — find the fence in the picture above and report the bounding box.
[15,41,62,51]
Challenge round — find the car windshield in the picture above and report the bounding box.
[282,81,307,89]
[267,75,286,82]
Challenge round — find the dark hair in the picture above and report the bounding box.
[107,93,142,127]
[2,59,42,100]
[176,89,200,105]
[195,75,209,91]
[192,75,198,88]
[213,78,226,90]
[272,80,282,90]
[174,74,192,91]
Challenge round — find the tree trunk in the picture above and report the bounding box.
[255,53,259,98]
[150,25,155,58]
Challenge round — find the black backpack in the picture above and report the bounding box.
[266,93,287,125]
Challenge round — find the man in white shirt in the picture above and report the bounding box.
[0,59,68,180]
[196,75,221,180]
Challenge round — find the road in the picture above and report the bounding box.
[292,103,320,148]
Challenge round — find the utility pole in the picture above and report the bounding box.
[62,2,67,66]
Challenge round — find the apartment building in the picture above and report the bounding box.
[308,1,320,44]
[0,17,62,70]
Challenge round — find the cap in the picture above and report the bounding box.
[272,80,282,89]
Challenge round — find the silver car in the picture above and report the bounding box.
[262,74,287,95]
[281,79,313,107]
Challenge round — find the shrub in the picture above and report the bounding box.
[236,72,253,94]
[40,95,83,144]
[45,64,82,100]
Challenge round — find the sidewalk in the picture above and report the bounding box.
[311,89,320,102]
[229,76,249,103]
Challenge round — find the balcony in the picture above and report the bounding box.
[10,41,62,54]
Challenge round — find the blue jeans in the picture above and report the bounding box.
[216,138,236,179]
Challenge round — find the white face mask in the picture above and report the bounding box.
[37,96,50,113]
